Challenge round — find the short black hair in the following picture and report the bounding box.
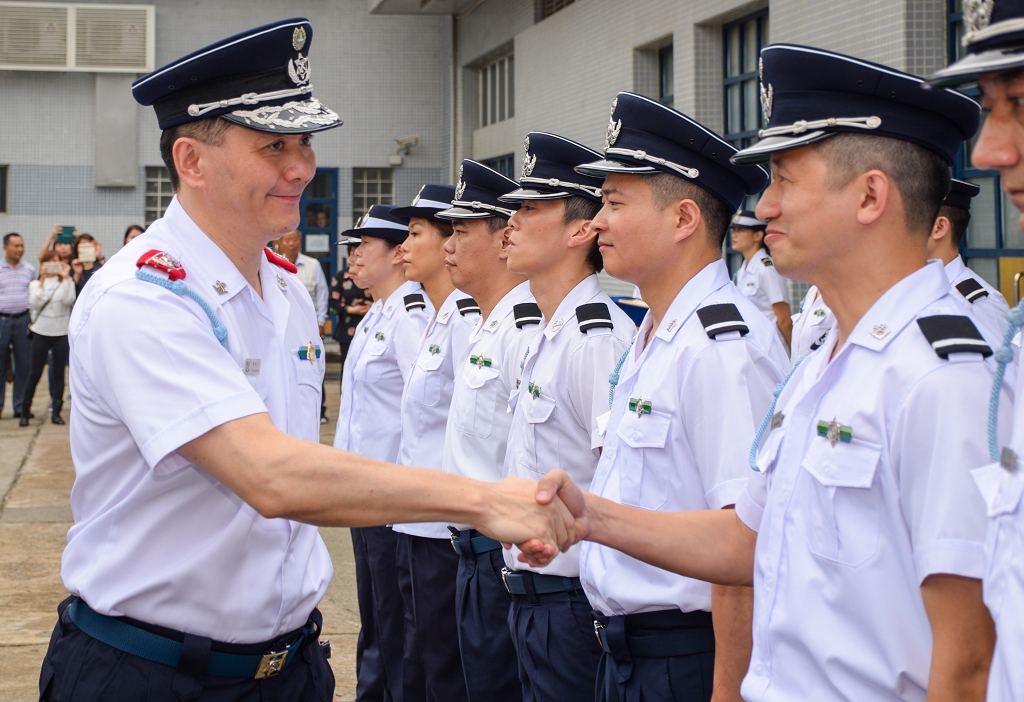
[560,196,604,273]
[636,172,734,248]
[938,205,972,247]
[159,117,233,191]
[486,215,511,233]
[3,232,22,246]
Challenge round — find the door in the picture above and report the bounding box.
[300,168,338,283]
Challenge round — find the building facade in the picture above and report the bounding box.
[1,0,1013,304]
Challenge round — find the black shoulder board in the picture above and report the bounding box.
[456,297,480,315]
[955,278,989,304]
[917,314,992,359]
[696,303,749,339]
[761,257,774,267]
[576,303,614,333]
[514,302,543,328]
[809,329,829,351]
[404,293,427,311]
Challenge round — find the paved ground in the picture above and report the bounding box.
[0,354,361,701]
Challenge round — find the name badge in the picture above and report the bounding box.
[243,358,262,375]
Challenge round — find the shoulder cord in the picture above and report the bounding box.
[748,353,809,472]
[988,304,1024,461]
[608,338,636,409]
[136,270,229,349]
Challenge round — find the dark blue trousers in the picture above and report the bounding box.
[507,587,603,702]
[453,535,521,702]
[38,600,334,701]
[351,526,387,702]
[0,312,31,416]
[395,532,468,702]
[362,525,407,702]
[595,610,714,702]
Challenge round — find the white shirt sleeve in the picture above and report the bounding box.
[313,264,329,324]
[76,283,268,474]
[566,332,629,452]
[758,264,789,307]
[891,361,1002,583]
[682,340,781,509]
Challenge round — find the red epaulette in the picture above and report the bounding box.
[136,249,186,281]
[265,248,298,274]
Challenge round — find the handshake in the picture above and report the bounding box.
[475,470,590,567]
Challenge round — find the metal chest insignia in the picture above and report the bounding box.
[817,417,852,446]
[429,344,441,355]
[628,396,652,417]
[528,382,541,398]
[375,331,385,341]
[298,342,321,362]
[470,355,492,368]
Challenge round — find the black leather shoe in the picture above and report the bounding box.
[51,413,65,426]
[19,414,30,427]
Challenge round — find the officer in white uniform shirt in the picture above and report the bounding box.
[535,45,1004,702]
[497,132,636,702]
[390,183,477,702]
[334,203,431,702]
[789,285,834,361]
[927,179,1011,341]
[929,5,1024,700]
[434,160,532,702]
[571,92,787,702]
[730,210,793,347]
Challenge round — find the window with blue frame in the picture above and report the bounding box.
[948,0,1023,301]
[484,154,515,179]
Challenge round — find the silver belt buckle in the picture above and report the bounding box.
[450,533,460,555]
[501,567,513,593]
[254,648,289,679]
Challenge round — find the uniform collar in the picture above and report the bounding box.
[943,254,966,282]
[379,280,423,320]
[648,259,731,344]
[542,274,604,340]
[847,260,950,352]
[163,197,250,308]
[435,289,472,327]
[740,247,770,274]
[479,280,532,335]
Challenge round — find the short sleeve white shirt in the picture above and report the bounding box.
[61,197,332,643]
[580,260,789,615]
[735,248,788,321]
[945,255,1010,342]
[441,281,534,491]
[334,280,431,462]
[295,253,329,324]
[789,286,834,362]
[736,261,1008,702]
[393,289,479,539]
[503,275,636,577]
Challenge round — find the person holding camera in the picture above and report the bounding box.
[70,233,103,296]
[20,250,75,426]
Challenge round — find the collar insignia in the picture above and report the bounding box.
[870,324,889,339]
[817,417,852,446]
[292,26,307,51]
[213,281,227,295]
[275,273,287,288]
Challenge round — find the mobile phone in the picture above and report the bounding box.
[61,226,75,237]
[78,243,96,263]
[44,262,63,275]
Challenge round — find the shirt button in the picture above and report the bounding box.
[755,663,765,676]
[765,575,774,589]
[780,489,790,501]
[631,431,640,441]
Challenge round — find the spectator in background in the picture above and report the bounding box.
[0,233,34,419]
[276,229,330,422]
[331,243,371,367]
[70,233,104,296]
[40,225,77,264]
[730,209,793,348]
[124,224,145,244]
[21,250,74,426]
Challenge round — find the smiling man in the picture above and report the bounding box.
[39,20,575,702]
[534,47,1008,702]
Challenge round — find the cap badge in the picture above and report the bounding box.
[288,53,310,86]
[522,152,537,177]
[292,26,307,51]
[605,115,622,151]
[818,417,852,447]
[963,0,994,35]
[524,135,531,153]
[455,179,466,200]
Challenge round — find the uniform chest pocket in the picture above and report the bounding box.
[800,437,882,567]
[982,470,1024,621]
[354,339,388,383]
[755,428,786,474]
[741,280,759,297]
[616,409,672,509]
[408,352,445,407]
[517,393,559,478]
[292,358,323,442]
[454,365,502,438]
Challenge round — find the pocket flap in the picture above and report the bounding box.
[464,365,500,389]
[525,394,556,423]
[366,340,387,357]
[417,353,444,371]
[802,437,881,489]
[972,462,1024,517]
[755,428,786,473]
[616,410,671,449]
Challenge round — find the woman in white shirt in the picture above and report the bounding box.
[730,209,793,347]
[20,250,75,426]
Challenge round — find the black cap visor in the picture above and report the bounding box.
[731,132,835,165]
[221,98,342,134]
[926,47,1024,88]
[574,158,658,177]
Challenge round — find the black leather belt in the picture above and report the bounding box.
[0,310,28,319]
[501,568,582,596]
[593,609,715,659]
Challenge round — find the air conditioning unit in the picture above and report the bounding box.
[0,2,153,73]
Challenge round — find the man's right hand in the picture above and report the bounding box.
[512,470,590,566]
[474,477,578,567]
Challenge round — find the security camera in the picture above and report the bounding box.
[395,135,420,155]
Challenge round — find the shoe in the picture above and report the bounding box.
[19,414,30,427]
[52,401,64,425]
[15,411,35,419]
